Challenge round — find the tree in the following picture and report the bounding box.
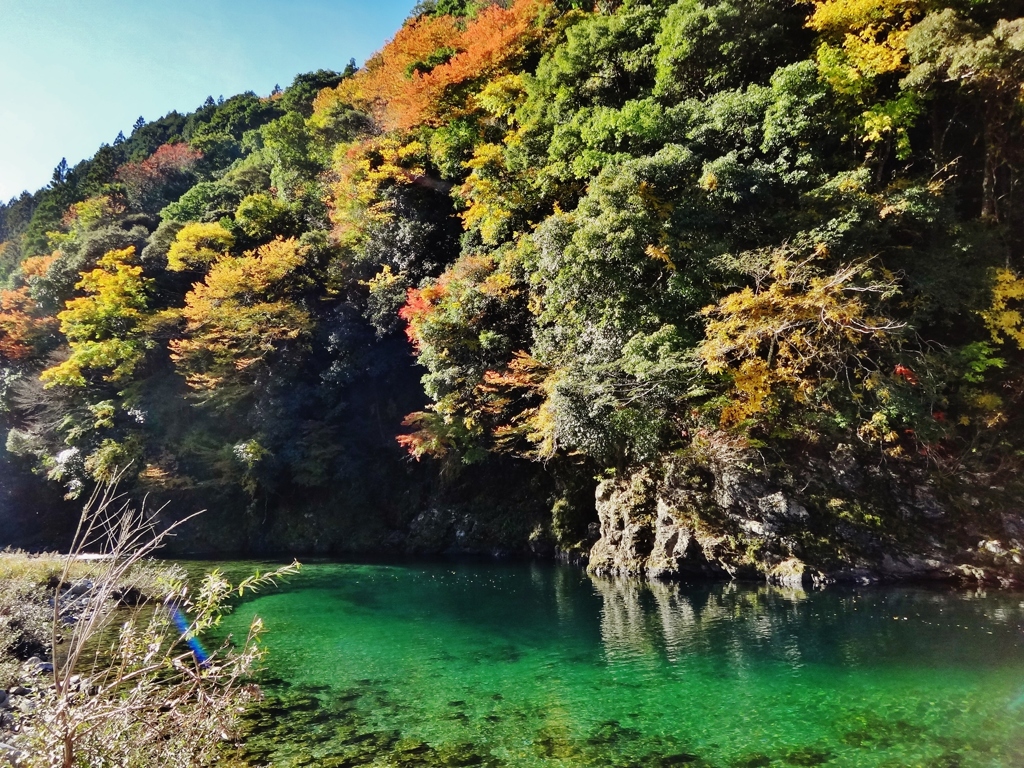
[52,158,69,187]
[317,0,550,131]
[699,250,906,432]
[40,247,153,388]
[0,254,59,362]
[166,222,234,272]
[169,238,312,406]
[653,0,808,101]
[116,143,202,212]
[905,10,1024,221]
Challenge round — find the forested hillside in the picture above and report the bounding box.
[2,0,1023,582]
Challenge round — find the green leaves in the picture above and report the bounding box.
[41,247,154,388]
[5,0,1024,510]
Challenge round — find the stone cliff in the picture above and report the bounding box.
[586,432,1024,588]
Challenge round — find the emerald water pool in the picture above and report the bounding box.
[215,561,1024,767]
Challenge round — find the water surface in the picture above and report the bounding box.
[215,561,1024,767]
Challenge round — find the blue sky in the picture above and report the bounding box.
[0,0,416,202]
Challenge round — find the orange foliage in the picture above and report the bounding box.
[476,351,548,452]
[0,254,59,361]
[0,288,42,361]
[893,363,918,385]
[21,253,58,279]
[395,410,457,460]
[398,283,446,351]
[320,13,459,129]
[316,0,550,131]
[398,253,499,350]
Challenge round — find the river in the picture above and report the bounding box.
[211,560,1024,767]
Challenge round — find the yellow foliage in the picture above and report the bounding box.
[167,222,235,272]
[526,368,563,459]
[981,268,1024,349]
[170,238,312,402]
[473,74,528,121]
[961,389,1006,428]
[969,391,1003,412]
[361,264,402,291]
[699,252,902,427]
[330,136,429,249]
[700,172,718,192]
[41,247,153,387]
[807,0,919,79]
[459,143,526,244]
[64,195,125,231]
[856,410,900,445]
[721,359,774,427]
[645,245,676,271]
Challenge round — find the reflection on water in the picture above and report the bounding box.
[593,575,1024,671]
[214,561,1024,767]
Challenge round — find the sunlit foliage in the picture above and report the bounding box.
[1,0,1022,529]
[166,222,235,272]
[41,247,153,387]
[169,238,312,406]
[316,0,551,131]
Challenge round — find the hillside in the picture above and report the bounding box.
[1,0,1023,585]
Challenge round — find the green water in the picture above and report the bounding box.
[215,561,1024,767]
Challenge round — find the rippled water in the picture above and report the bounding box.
[213,561,1024,767]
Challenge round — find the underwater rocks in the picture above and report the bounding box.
[586,432,1024,587]
[236,682,724,768]
[235,683,504,768]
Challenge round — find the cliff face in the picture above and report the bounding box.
[6,438,1024,591]
[0,457,559,560]
[586,433,1024,587]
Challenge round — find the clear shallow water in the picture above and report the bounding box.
[214,561,1024,767]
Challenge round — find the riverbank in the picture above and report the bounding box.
[0,550,288,767]
[0,551,175,761]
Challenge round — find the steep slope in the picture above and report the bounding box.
[2,0,1023,582]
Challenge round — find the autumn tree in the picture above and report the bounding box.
[116,143,202,213]
[698,250,907,433]
[315,0,551,131]
[0,255,59,362]
[166,222,235,271]
[40,247,154,388]
[170,238,313,407]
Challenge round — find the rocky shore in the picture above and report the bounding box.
[584,435,1024,589]
[0,575,101,766]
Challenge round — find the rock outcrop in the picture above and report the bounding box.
[587,431,1024,587]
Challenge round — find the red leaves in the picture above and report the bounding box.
[116,143,202,209]
[399,288,432,349]
[399,282,449,350]
[118,144,201,183]
[893,363,919,385]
